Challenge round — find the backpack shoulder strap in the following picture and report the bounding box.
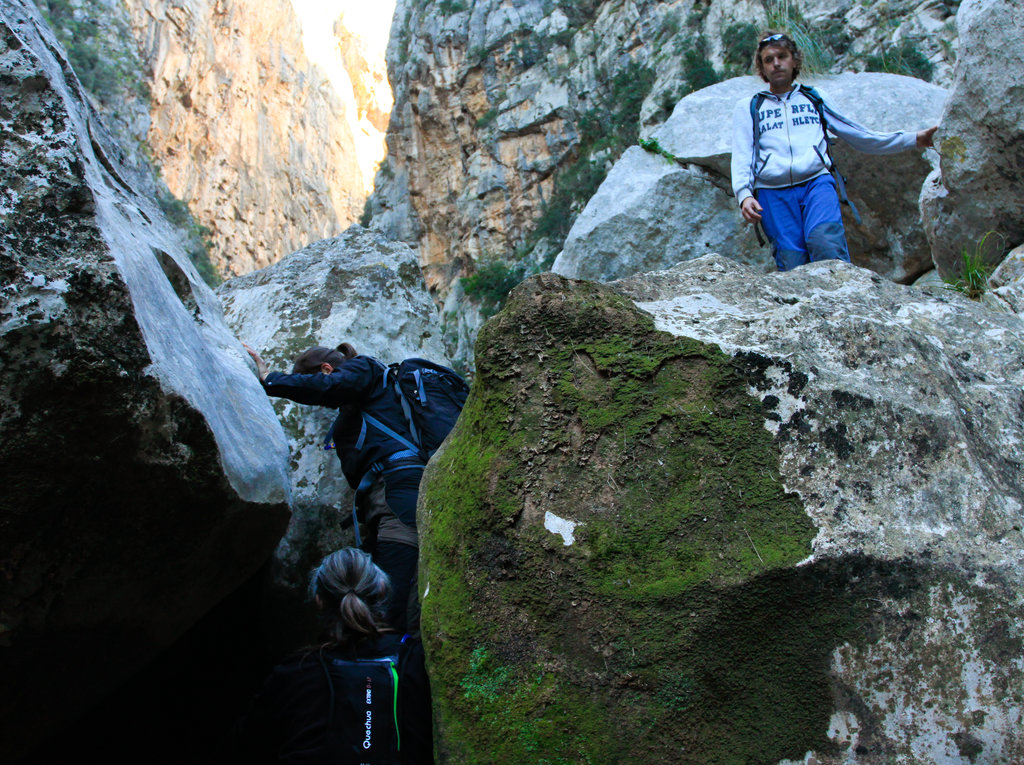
[749,92,767,141]
[798,85,830,136]
[748,92,770,247]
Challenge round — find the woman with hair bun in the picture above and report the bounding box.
[237,548,434,764]
[245,342,425,634]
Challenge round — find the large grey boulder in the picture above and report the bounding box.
[553,73,946,284]
[218,226,450,590]
[0,2,290,759]
[921,0,1024,278]
[418,261,1024,763]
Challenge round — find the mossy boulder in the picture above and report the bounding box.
[419,274,819,762]
[418,266,1024,763]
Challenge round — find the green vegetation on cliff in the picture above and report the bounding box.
[531,61,656,264]
[37,0,147,104]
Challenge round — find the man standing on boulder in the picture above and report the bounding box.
[731,31,938,272]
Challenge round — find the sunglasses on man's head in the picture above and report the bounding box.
[758,33,788,47]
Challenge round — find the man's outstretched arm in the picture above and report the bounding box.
[917,126,938,148]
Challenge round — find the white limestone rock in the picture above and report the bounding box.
[986,243,1024,314]
[552,145,771,281]
[610,255,1024,763]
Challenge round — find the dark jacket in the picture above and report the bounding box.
[261,356,415,488]
[236,634,434,765]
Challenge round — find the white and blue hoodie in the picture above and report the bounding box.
[730,83,917,205]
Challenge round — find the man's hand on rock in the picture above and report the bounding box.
[740,196,763,224]
[917,126,938,148]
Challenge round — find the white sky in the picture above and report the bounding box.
[290,0,396,63]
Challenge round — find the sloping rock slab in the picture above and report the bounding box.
[553,73,945,283]
[418,262,1024,764]
[921,0,1024,277]
[218,225,450,590]
[0,2,290,758]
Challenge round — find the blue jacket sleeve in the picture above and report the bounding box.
[261,357,378,407]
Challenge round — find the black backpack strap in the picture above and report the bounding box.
[749,92,767,183]
[814,146,862,224]
[800,85,828,133]
[748,93,771,248]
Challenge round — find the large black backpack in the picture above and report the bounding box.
[390,358,469,458]
[347,358,470,546]
[361,357,470,461]
[318,647,404,764]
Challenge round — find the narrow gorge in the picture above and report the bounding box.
[2,0,1023,763]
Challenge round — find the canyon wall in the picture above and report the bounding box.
[124,0,389,276]
[37,0,391,279]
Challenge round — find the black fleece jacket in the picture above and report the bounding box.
[261,356,416,488]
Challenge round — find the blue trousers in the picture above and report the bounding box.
[757,174,850,271]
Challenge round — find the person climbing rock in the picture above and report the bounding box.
[235,547,434,764]
[245,342,427,634]
[731,30,938,272]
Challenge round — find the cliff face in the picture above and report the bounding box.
[123,0,389,277]
[38,0,392,279]
[370,0,959,301]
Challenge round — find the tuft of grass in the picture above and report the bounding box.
[460,259,526,319]
[722,22,760,74]
[476,107,498,129]
[943,231,1003,300]
[679,36,722,92]
[437,0,467,14]
[763,1,835,74]
[864,38,935,81]
[639,137,679,164]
